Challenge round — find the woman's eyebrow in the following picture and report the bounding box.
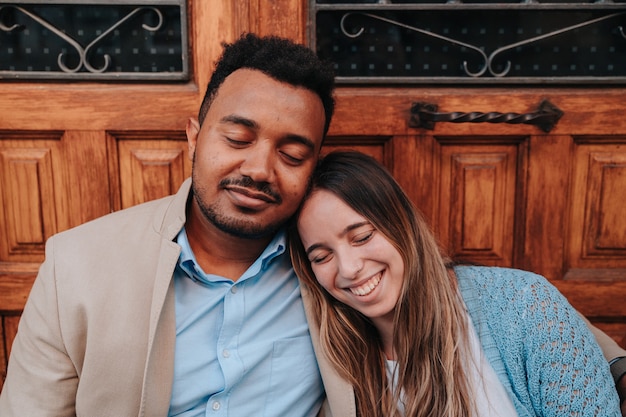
[345,221,370,234]
[304,221,370,256]
[305,243,324,257]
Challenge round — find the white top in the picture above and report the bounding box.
[385,313,518,416]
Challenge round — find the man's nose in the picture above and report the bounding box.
[239,146,275,183]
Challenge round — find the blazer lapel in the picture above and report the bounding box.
[139,179,190,416]
[139,241,180,417]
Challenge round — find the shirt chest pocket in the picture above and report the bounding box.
[263,336,325,416]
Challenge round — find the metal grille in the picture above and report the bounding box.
[0,1,187,81]
[311,0,626,84]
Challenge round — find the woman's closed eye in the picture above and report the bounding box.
[307,231,375,265]
[307,247,332,264]
[352,230,374,245]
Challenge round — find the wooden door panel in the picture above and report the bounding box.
[322,135,392,164]
[568,140,626,271]
[2,147,56,253]
[0,133,66,266]
[435,139,523,266]
[555,138,626,340]
[0,130,112,268]
[109,132,190,210]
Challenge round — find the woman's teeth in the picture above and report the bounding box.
[350,273,381,296]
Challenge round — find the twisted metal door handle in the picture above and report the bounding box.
[409,99,563,133]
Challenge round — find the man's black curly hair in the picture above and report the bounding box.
[198,33,336,136]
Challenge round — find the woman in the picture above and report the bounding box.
[289,150,620,417]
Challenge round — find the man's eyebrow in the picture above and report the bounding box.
[219,115,316,151]
[220,114,258,129]
[286,134,316,152]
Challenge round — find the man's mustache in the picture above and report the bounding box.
[219,177,282,204]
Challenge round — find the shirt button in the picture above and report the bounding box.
[230,286,238,294]
[212,401,220,411]
[222,349,230,358]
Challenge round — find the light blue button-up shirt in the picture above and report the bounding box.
[168,227,324,417]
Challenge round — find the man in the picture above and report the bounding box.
[0,33,347,417]
[0,33,624,417]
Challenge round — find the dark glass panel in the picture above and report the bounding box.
[313,6,626,83]
[0,3,187,80]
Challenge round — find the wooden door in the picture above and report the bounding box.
[1,0,625,391]
[326,88,626,347]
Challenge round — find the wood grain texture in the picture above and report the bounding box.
[329,88,626,136]
[434,139,524,266]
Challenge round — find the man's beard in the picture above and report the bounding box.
[191,179,282,240]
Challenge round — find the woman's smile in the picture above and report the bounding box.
[347,271,382,296]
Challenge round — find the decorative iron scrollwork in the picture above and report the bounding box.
[0,5,163,74]
[340,11,626,78]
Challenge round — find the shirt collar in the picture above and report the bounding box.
[176,227,287,284]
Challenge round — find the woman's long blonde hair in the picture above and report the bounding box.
[289,151,473,417]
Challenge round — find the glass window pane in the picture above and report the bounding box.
[0,1,188,81]
[311,2,626,84]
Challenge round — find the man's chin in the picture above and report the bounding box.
[213,219,280,240]
[193,192,283,239]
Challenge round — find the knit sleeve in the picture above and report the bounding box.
[462,267,621,417]
[520,274,620,416]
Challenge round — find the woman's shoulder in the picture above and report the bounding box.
[454,265,548,292]
[453,265,567,321]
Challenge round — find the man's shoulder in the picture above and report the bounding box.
[66,194,177,235]
[48,191,187,257]
[40,193,185,280]
[57,178,191,241]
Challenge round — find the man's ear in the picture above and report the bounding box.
[186,117,201,161]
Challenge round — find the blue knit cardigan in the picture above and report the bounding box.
[455,266,621,417]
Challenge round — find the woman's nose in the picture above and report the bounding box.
[337,251,363,280]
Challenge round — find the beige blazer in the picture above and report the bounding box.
[0,178,356,417]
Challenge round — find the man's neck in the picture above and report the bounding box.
[185,206,274,282]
